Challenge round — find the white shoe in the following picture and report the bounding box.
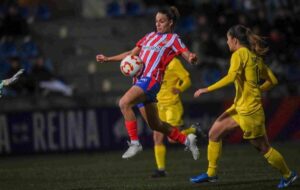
[185,134,199,160]
[122,141,143,159]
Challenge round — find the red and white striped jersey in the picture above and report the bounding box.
[136,32,188,82]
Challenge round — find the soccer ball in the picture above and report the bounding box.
[120,55,144,77]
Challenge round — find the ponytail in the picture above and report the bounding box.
[227,25,269,56]
[170,6,180,23]
[246,29,269,56]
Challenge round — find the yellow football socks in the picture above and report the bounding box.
[155,145,166,170]
[264,147,291,179]
[207,140,222,177]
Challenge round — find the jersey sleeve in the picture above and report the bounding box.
[172,58,191,92]
[136,32,153,48]
[259,63,278,91]
[171,35,188,55]
[207,52,242,92]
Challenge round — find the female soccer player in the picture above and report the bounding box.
[149,57,194,177]
[96,7,199,160]
[190,25,297,188]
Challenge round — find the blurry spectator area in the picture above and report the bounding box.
[81,0,145,18]
[31,17,151,95]
[0,37,38,78]
[0,1,51,23]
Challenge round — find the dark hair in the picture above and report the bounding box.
[157,6,180,29]
[227,25,269,56]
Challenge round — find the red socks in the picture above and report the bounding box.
[125,121,186,144]
[125,120,138,141]
[168,127,187,144]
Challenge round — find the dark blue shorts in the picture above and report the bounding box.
[135,76,160,106]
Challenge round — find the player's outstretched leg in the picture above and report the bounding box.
[121,119,143,159]
[190,140,221,183]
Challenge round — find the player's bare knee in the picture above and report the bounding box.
[154,137,163,145]
[153,133,164,144]
[119,98,129,111]
[208,130,219,141]
[208,124,221,141]
[118,98,124,109]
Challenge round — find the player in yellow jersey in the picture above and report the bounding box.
[137,57,203,177]
[151,57,199,177]
[190,25,297,188]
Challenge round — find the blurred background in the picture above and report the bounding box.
[0,0,299,155]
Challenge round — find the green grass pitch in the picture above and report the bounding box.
[0,141,299,190]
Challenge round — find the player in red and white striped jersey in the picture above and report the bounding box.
[137,31,188,82]
[96,6,199,160]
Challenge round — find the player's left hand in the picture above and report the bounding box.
[3,69,24,86]
[194,88,208,98]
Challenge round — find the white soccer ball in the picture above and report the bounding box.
[120,55,144,77]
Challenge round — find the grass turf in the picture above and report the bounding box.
[0,141,299,190]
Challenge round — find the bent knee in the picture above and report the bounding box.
[208,131,219,141]
[208,124,222,141]
[153,131,164,144]
[119,97,130,110]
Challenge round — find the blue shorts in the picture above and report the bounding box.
[135,76,160,106]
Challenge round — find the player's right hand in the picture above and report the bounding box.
[96,54,108,63]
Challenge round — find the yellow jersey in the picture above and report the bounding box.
[207,47,277,115]
[157,57,191,105]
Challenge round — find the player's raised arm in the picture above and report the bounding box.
[96,47,141,63]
